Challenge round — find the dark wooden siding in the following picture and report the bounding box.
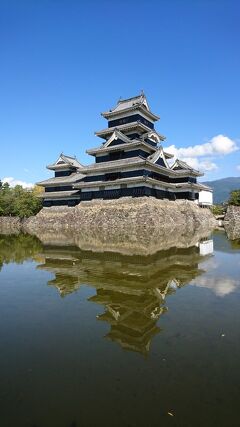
[96,149,149,163]
[155,157,166,167]
[43,186,198,206]
[107,138,126,147]
[126,133,140,139]
[45,186,73,192]
[79,187,168,201]
[148,171,196,184]
[84,169,196,184]
[108,114,154,130]
[55,170,75,177]
[84,169,146,183]
[144,138,157,147]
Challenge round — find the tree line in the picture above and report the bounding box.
[211,189,240,215]
[228,189,240,206]
[0,181,42,218]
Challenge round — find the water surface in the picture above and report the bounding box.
[0,231,240,427]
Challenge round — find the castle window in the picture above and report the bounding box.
[109,151,123,161]
[105,172,121,181]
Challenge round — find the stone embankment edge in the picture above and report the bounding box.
[0,197,217,235]
[0,216,23,233]
[223,205,240,240]
[224,205,240,224]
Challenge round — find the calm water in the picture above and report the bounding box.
[0,231,240,427]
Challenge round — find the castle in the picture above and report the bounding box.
[38,93,212,207]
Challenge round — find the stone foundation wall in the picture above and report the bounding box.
[2,197,216,247]
[24,197,216,233]
[0,198,217,254]
[23,198,216,251]
[0,216,22,234]
[224,205,240,240]
[224,205,240,224]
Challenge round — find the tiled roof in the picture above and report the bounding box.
[86,140,156,156]
[38,190,80,199]
[101,94,160,121]
[174,182,212,191]
[79,156,202,179]
[74,176,210,192]
[102,129,131,147]
[95,122,165,141]
[147,148,170,168]
[111,94,149,112]
[74,176,146,189]
[140,131,167,144]
[47,153,84,170]
[171,159,202,176]
[61,154,83,168]
[37,172,85,186]
[80,157,145,173]
[193,183,212,191]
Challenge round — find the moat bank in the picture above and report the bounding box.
[0,198,217,254]
[224,205,240,240]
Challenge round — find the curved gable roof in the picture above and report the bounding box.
[147,148,170,168]
[47,153,84,170]
[171,159,203,176]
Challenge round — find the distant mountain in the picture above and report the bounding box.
[203,177,240,204]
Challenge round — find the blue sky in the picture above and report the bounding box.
[0,0,239,186]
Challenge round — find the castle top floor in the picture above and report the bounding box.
[101,93,160,130]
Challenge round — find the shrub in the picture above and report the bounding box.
[228,189,240,206]
[0,181,42,218]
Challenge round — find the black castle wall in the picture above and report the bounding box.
[43,187,196,207]
[108,114,154,130]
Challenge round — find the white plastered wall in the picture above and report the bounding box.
[199,190,213,205]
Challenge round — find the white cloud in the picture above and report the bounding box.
[191,277,239,297]
[166,134,238,173]
[181,157,218,172]
[237,165,240,171]
[2,177,34,189]
[167,135,238,158]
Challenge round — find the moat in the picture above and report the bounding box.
[0,231,240,427]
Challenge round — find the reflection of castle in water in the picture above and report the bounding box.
[37,239,213,355]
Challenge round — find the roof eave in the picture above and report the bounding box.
[46,164,76,171]
[39,190,80,199]
[95,122,165,140]
[171,165,203,177]
[197,184,213,191]
[79,158,145,174]
[86,140,156,156]
[74,176,146,189]
[101,107,160,121]
[145,160,202,177]
[36,173,85,187]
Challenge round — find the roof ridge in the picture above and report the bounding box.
[171,158,201,174]
[117,93,144,104]
[147,147,169,168]
[62,153,77,160]
[177,159,193,168]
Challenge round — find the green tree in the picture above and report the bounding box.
[211,204,225,215]
[0,183,15,215]
[0,182,42,217]
[228,189,240,206]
